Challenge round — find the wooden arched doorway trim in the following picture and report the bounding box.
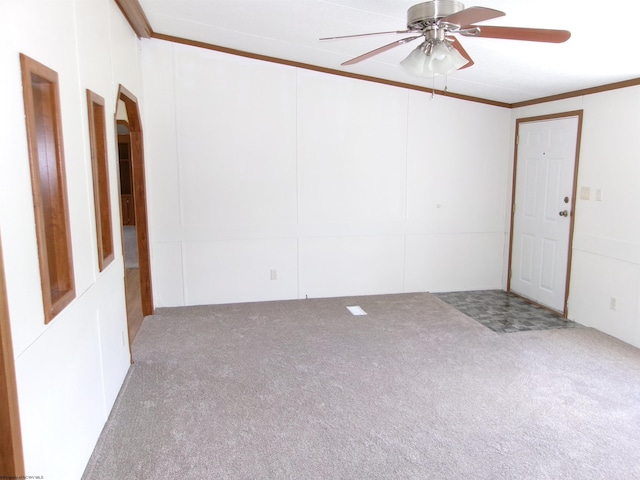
[116,85,153,318]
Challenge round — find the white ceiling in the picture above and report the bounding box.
[137,0,640,104]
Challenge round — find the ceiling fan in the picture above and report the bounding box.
[320,0,571,76]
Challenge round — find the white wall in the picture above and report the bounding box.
[141,40,512,307]
[512,87,640,348]
[0,1,140,478]
[1,3,637,478]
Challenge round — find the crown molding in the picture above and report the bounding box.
[510,78,640,108]
[151,33,511,108]
[114,0,152,38]
[112,2,640,108]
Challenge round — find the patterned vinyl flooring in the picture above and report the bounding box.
[435,290,583,334]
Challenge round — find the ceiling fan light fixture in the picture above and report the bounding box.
[429,42,469,75]
[401,40,467,77]
[399,42,430,75]
[427,41,457,74]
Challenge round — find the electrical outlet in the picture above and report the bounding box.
[609,297,617,311]
[270,269,277,281]
[580,186,591,200]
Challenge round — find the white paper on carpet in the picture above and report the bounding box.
[346,306,367,316]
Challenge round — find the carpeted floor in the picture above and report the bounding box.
[82,292,640,480]
[123,225,138,269]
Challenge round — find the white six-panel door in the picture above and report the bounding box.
[510,115,580,313]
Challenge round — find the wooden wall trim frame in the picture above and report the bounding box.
[110,0,640,108]
[0,234,25,477]
[150,32,640,109]
[507,110,584,317]
[510,78,640,108]
[20,54,76,324]
[150,32,512,109]
[114,0,152,38]
[87,90,115,272]
[116,85,154,317]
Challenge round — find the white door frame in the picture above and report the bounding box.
[507,110,583,317]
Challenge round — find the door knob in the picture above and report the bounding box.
[559,210,569,217]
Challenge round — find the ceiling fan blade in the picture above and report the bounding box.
[448,37,474,70]
[464,25,571,43]
[341,35,422,66]
[320,30,411,41]
[440,6,505,28]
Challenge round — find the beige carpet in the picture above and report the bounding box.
[123,226,138,269]
[83,292,640,479]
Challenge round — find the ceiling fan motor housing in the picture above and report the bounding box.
[407,0,465,30]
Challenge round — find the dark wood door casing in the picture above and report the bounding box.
[0,234,25,476]
[116,85,153,317]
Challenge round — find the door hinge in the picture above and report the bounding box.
[516,135,519,145]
